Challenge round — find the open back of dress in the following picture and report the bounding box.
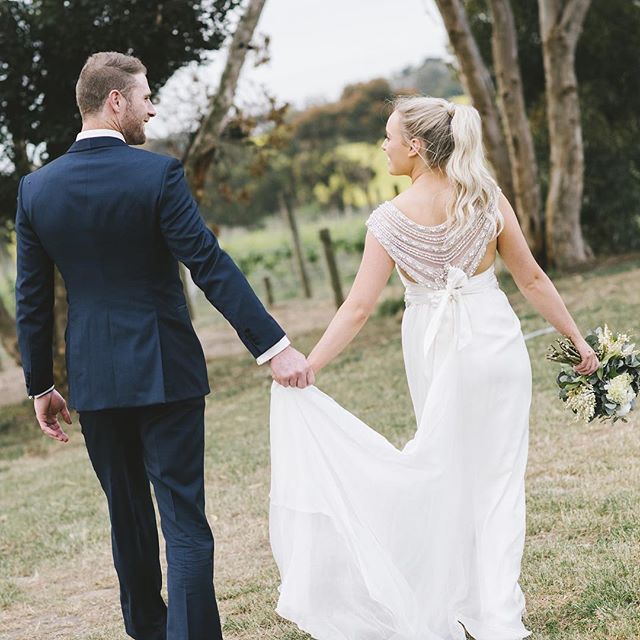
[269,198,532,640]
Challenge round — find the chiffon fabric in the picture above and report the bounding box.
[269,264,532,640]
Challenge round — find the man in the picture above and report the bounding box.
[15,51,313,640]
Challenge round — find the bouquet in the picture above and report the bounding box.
[547,325,639,423]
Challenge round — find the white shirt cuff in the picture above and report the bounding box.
[256,336,290,365]
[31,384,55,399]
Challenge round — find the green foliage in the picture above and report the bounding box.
[376,296,405,318]
[0,0,241,232]
[205,138,409,229]
[293,78,394,147]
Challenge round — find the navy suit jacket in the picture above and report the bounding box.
[15,136,285,411]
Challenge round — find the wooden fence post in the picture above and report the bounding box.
[319,228,344,309]
[280,192,312,299]
[263,276,275,306]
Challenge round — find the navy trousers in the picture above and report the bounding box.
[80,397,223,640]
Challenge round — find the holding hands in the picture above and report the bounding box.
[270,346,315,388]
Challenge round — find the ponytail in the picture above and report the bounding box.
[393,96,503,237]
[446,105,502,237]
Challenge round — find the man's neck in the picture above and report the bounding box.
[81,121,114,132]
[80,115,124,133]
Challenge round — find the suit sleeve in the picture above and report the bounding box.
[157,158,286,360]
[15,177,55,396]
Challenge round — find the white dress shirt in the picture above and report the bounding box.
[76,129,125,142]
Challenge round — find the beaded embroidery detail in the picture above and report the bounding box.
[365,201,498,290]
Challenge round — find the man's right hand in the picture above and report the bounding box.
[34,389,72,443]
[270,346,315,388]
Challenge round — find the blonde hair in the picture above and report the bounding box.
[76,52,147,117]
[393,95,503,236]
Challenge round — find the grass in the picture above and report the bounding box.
[0,259,639,639]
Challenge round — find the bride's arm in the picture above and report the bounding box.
[308,232,395,374]
[496,194,599,375]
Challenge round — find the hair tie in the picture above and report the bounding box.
[447,103,456,118]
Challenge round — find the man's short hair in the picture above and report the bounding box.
[75,52,147,117]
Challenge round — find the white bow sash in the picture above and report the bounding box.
[404,266,498,360]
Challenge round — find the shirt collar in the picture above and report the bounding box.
[76,129,126,142]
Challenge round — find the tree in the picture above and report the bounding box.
[184,0,268,204]
[433,0,515,203]
[487,0,543,257]
[468,0,640,256]
[538,0,592,268]
[575,1,640,253]
[437,0,603,268]
[0,0,240,232]
[293,79,395,147]
[0,0,241,376]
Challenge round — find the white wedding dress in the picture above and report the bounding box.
[269,201,532,640]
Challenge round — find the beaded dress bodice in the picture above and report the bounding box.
[366,201,498,290]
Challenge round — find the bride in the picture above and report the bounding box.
[269,96,599,640]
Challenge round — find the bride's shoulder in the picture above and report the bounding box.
[366,201,396,227]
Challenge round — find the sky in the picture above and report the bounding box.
[146,0,450,139]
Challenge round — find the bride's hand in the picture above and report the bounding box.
[572,337,600,376]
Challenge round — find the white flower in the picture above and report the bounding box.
[598,325,637,359]
[566,384,596,423]
[597,325,614,351]
[616,403,632,417]
[604,372,636,406]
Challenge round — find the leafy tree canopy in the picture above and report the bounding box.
[292,78,394,148]
[0,0,241,233]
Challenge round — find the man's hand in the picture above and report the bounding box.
[270,346,315,388]
[34,389,72,443]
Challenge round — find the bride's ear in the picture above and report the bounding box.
[408,138,421,157]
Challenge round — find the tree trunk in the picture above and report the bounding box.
[280,191,312,299]
[184,0,267,201]
[0,296,20,366]
[538,0,592,269]
[488,0,544,260]
[182,0,267,314]
[433,0,515,203]
[319,228,344,309]
[53,268,69,397]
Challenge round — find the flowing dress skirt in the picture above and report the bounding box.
[269,267,532,640]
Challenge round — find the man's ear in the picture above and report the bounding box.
[106,89,124,113]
